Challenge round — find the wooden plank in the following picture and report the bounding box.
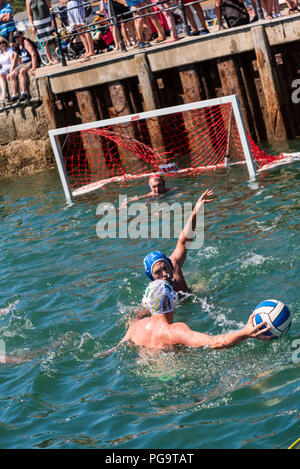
[75,89,105,179]
[178,66,204,166]
[251,25,287,140]
[107,81,138,173]
[135,53,166,160]
[38,76,59,130]
[217,57,258,141]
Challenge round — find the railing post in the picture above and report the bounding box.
[50,9,67,66]
[108,0,127,52]
[177,0,190,36]
[256,0,265,19]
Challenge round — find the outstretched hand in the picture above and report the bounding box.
[243,312,273,341]
[195,189,214,210]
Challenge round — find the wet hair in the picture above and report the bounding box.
[148,175,165,191]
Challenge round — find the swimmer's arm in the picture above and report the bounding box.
[0,355,27,364]
[171,314,271,349]
[170,190,214,267]
[103,311,147,356]
[101,339,127,357]
[102,328,132,357]
[119,193,152,208]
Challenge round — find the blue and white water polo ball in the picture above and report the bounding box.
[253,299,291,339]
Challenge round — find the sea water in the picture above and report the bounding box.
[0,140,299,449]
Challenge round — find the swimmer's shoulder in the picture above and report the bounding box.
[130,308,151,324]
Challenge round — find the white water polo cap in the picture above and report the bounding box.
[142,280,178,315]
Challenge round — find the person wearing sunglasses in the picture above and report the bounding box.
[0,36,14,103]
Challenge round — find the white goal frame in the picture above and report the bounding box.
[49,94,256,204]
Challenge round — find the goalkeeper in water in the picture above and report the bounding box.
[121,175,172,207]
[143,189,214,295]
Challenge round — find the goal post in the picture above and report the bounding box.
[49,131,73,205]
[49,94,258,203]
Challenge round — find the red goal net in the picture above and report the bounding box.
[49,96,299,202]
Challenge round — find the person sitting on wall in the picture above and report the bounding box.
[7,30,40,102]
[0,36,15,103]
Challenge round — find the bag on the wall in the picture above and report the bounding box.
[221,0,250,28]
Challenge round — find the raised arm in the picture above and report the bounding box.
[170,189,214,268]
[171,312,271,349]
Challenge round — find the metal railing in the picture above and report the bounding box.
[49,0,265,67]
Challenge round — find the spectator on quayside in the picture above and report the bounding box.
[26,0,58,65]
[150,0,179,42]
[97,0,137,49]
[0,36,14,103]
[7,30,40,103]
[181,0,209,35]
[126,0,166,48]
[285,0,299,14]
[260,0,299,18]
[215,0,226,29]
[262,0,275,19]
[59,0,95,60]
[0,0,17,47]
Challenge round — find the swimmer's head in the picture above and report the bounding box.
[142,279,178,315]
[144,251,173,281]
[148,174,165,195]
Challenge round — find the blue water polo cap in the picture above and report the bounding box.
[143,251,173,280]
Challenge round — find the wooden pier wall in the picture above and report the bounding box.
[37,16,300,143]
[1,15,300,177]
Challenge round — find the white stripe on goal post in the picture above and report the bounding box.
[49,132,73,205]
[48,94,256,202]
[230,95,256,179]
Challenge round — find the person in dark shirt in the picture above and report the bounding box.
[7,30,39,102]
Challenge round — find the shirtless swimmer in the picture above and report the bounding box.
[119,280,272,351]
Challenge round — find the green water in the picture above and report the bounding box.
[0,141,299,449]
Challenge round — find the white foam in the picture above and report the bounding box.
[0,299,19,316]
[241,253,266,268]
[203,246,219,258]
